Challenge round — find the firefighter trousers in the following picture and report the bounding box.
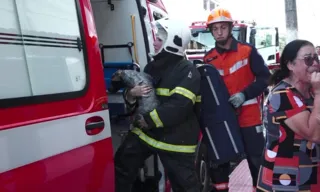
[115,131,201,192]
[209,125,265,192]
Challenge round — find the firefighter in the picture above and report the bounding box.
[114,17,201,192]
[203,8,270,192]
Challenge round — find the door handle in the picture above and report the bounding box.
[85,116,105,135]
[86,121,105,130]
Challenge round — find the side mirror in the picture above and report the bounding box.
[192,32,199,37]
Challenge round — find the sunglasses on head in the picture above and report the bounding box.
[303,55,319,66]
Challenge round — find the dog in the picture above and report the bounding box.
[109,69,160,116]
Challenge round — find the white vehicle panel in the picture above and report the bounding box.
[0,110,111,174]
[0,0,86,99]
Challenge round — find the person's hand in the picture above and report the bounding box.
[228,92,245,108]
[128,85,152,97]
[132,114,150,130]
[311,72,320,95]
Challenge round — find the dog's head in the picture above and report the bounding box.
[108,70,125,93]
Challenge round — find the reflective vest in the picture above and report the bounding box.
[204,43,261,127]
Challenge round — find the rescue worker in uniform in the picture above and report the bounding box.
[114,17,201,192]
[203,8,270,192]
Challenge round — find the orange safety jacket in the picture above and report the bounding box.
[203,38,270,127]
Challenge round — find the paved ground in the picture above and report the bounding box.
[229,160,253,192]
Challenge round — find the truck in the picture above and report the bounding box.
[186,20,280,70]
[0,0,170,191]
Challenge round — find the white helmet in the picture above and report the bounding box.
[151,18,191,57]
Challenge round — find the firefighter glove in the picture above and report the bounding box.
[133,114,150,130]
[229,92,245,108]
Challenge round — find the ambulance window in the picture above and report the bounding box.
[0,0,87,106]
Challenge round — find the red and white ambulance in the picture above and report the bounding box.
[0,0,168,191]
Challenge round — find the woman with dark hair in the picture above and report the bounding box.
[257,40,320,191]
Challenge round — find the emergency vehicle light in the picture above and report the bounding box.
[191,21,207,26]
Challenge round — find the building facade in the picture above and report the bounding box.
[203,0,220,11]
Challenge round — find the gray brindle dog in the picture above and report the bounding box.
[109,69,160,115]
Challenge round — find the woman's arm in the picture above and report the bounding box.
[285,93,320,143]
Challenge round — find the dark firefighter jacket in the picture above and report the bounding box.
[126,55,201,154]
